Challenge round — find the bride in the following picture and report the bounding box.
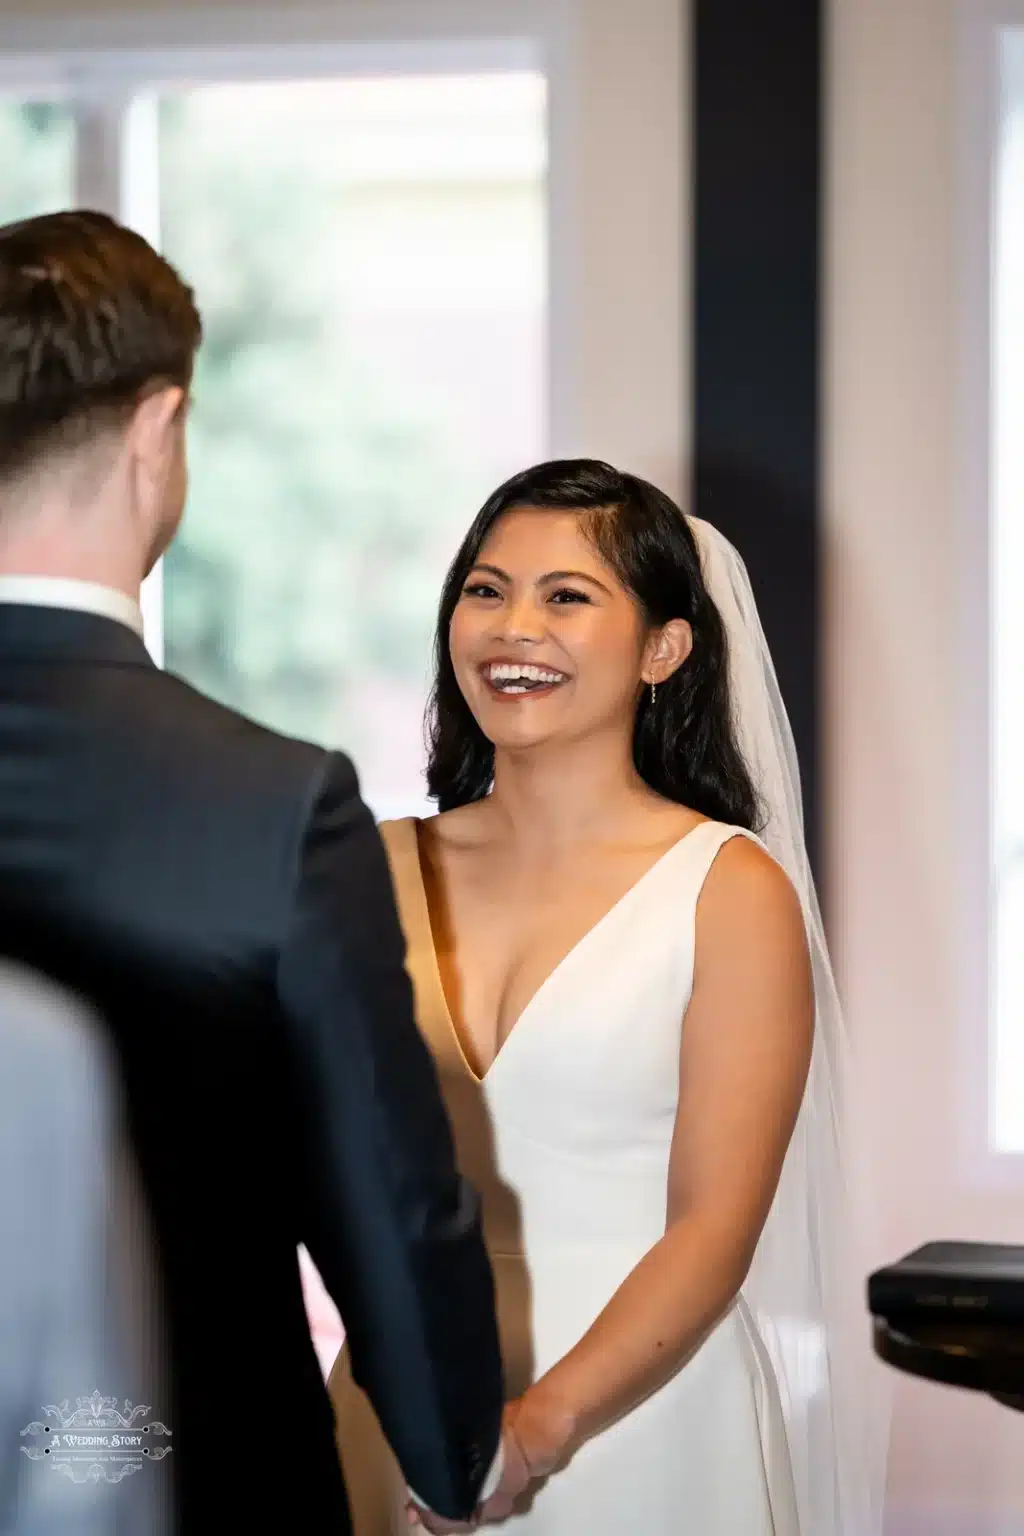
[329,459,883,1535]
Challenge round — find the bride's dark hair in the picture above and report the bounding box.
[426,458,762,828]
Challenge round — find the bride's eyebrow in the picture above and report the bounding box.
[467,562,613,596]
[541,569,614,596]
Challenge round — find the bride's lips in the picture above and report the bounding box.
[478,659,571,702]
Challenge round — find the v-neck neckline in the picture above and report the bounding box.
[404,816,716,1086]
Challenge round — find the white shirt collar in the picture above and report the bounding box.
[0,577,144,639]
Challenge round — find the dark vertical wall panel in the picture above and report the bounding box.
[692,0,822,876]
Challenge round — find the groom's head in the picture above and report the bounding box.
[0,210,201,583]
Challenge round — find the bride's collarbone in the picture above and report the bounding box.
[434,814,704,923]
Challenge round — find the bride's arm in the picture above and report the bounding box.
[500,837,815,1481]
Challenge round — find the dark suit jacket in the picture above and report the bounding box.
[0,603,503,1533]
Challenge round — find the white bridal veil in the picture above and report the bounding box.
[687,515,888,1536]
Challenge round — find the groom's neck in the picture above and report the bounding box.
[0,495,145,600]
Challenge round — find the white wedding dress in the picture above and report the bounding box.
[328,815,800,1535]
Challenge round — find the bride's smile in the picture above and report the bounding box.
[449,504,691,757]
[479,659,571,699]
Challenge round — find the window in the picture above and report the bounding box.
[992,32,1024,1152]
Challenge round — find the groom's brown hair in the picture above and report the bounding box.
[0,209,201,484]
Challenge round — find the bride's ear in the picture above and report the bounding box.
[644,619,693,686]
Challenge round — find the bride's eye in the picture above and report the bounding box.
[549,588,590,605]
[462,581,501,600]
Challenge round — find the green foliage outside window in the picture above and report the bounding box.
[159,95,466,747]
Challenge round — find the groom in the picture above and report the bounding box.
[0,211,521,1533]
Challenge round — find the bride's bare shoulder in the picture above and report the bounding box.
[699,832,805,944]
[706,829,791,888]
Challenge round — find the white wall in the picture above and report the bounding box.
[546,0,685,499]
[828,1,1024,1531]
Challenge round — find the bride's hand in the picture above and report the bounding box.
[407,1388,572,1533]
[472,1405,531,1525]
[474,1388,576,1526]
[501,1384,578,1481]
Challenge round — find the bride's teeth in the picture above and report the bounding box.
[487,662,565,686]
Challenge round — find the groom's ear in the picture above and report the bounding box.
[645,618,693,684]
[126,384,186,479]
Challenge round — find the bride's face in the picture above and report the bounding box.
[450,505,662,754]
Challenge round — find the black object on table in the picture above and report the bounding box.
[868,1242,1024,1412]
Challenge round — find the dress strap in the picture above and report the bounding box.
[668,821,766,910]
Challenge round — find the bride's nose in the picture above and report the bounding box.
[496,591,545,644]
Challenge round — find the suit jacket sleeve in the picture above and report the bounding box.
[276,753,504,1521]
